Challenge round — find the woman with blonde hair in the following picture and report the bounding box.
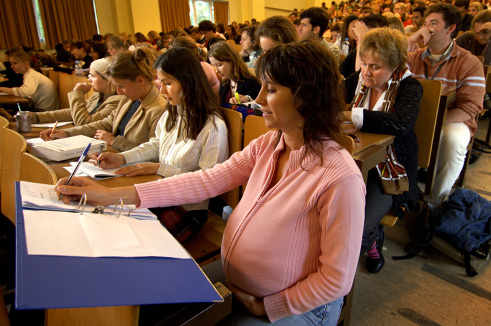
[209,41,260,107]
[343,28,422,273]
[41,47,166,152]
[32,58,123,125]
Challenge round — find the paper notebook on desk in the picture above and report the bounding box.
[64,161,121,179]
[19,181,187,258]
[15,183,223,309]
[28,135,106,162]
[31,121,72,128]
[20,181,156,220]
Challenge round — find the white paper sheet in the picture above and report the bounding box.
[31,121,73,128]
[23,209,190,259]
[64,162,120,179]
[20,181,156,219]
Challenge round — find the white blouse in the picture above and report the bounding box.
[122,107,229,210]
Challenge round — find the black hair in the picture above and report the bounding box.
[300,7,331,37]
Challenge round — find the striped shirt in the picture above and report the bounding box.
[408,41,485,135]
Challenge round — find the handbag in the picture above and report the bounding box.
[376,144,409,195]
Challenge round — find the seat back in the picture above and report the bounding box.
[58,73,89,108]
[414,79,447,194]
[0,116,9,191]
[48,70,60,91]
[0,128,27,223]
[243,115,272,148]
[218,108,243,207]
[20,152,57,185]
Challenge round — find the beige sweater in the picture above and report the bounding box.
[64,87,166,151]
[34,91,124,125]
[12,68,59,111]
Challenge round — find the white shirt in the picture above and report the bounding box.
[351,69,412,129]
[12,68,59,111]
[122,107,229,210]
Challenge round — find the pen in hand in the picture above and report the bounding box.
[50,121,58,138]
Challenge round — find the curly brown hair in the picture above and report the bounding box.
[255,41,346,162]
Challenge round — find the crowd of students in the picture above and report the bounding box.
[0,0,489,324]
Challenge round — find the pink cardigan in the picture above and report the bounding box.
[136,131,365,322]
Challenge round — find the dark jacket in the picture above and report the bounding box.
[219,77,261,107]
[347,73,423,202]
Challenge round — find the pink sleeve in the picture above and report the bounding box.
[135,134,264,208]
[263,174,366,322]
[201,62,220,96]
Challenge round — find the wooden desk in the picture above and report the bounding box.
[0,94,29,105]
[352,132,394,182]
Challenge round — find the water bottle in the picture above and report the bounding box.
[341,38,350,57]
[222,205,233,222]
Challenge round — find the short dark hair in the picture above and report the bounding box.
[425,4,461,33]
[256,41,346,162]
[300,7,330,37]
[412,6,426,17]
[107,35,124,49]
[361,14,389,29]
[472,9,491,28]
[454,0,470,9]
[256,16,298,44]
[198,20,216,32]
[154,47,220,140]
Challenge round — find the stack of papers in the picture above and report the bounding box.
[64,161,120,179]
[28,135,106,162]
[21,181,156,220]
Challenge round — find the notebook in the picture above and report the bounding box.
[28,135,106,162]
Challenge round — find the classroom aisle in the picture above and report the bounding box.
[352,118,491,326]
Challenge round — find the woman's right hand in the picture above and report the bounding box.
[40,129,67,141]
[55,176,115,206]
[92,152,126,169]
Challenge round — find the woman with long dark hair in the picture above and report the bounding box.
[93,47,229,241]
[57,42,365,325]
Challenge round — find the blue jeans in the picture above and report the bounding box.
[218,297,344,326]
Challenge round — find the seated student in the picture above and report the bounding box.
[0,48,59,111]
[71,42,93,69]
[343,28,422,273]
[256,16,298,52]
[56,42,365,325]
[239,25,262,68]
[94,47,229,241]
[41,47,166,152]
[209,41,261,108]
[31,58,123,125]
[0,50,23,88]
[169,36,220,96]
[106,35,126,57]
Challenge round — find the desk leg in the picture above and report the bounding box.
[45,306,139,326]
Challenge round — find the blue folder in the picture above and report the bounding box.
[15,182,222,309]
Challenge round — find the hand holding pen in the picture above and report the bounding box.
[50,121,58,138]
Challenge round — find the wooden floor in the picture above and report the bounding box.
[351,118,491,326]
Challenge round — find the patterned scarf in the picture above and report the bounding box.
[351,65,409,113]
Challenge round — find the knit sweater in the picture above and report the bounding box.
[408,41,485,135]
[135,131,365,322]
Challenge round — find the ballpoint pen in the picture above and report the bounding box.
[65,143,92,185]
